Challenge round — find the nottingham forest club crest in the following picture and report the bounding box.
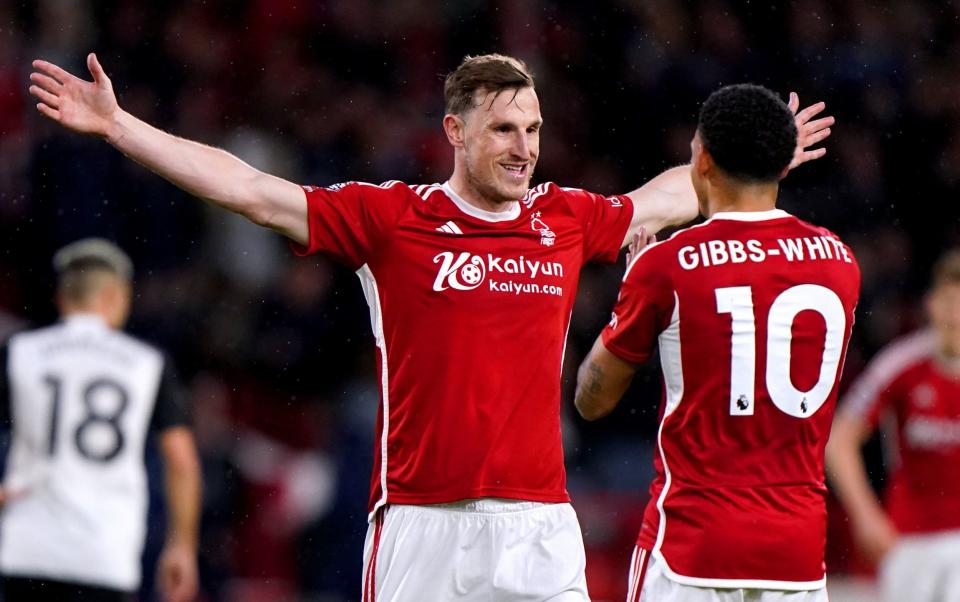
[531,211,556,247]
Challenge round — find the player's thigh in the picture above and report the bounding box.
[490,503,588,601]
[633,552,827,602]
[932,531,960,602]
[634,551,739,602]
[362,502,588,602]
[878,537,939,602]
[361,504,489,602]
[751,587,828,602]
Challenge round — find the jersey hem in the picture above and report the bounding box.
[0,566,138,593]
[370,487,570,512]
[652,549,827,591]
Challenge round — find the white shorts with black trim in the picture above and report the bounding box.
[361,498,589,602]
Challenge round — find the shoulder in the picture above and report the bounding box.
[305,180,417,201]
[523,183,628,209]
[623,220,716,277]
[789,216,857,249]
[110,330,165,366]
[868,330,937,381]
[6,323,59,351]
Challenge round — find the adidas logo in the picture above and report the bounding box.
[436,221,463,235]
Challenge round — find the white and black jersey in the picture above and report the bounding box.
[0,314,189,592]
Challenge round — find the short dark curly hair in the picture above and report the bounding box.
[698,84,797,182]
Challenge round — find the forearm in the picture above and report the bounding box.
[575,339,637,420]
[105,109,302,235]
[826,423,886,522]
[161,431,202,550]
[622,165,698,245]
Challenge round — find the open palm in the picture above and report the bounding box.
[29,53,119,138]
[787,91,834,171]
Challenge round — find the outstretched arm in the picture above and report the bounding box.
[156,426,202,602]
[619,92,834,246]
[825,413,899,563]
[29,53,308,245]
[575,337,638,421]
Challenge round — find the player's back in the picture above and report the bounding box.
[1,314,165,590]
[626,210,860,588]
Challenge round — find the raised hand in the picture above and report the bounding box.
[29,53,119,138]
[786,92,834,172]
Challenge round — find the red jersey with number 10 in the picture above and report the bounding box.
[602,210,860,590]
[293,180,633,517]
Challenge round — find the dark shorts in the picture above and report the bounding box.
[2,576,132,602]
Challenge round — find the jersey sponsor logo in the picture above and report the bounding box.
[530,211,556,247]
[904,416,960,449]
[432,251,565,295]
[677,237,853,270]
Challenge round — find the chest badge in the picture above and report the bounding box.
[531,211,556,247]
[911,383,937,409]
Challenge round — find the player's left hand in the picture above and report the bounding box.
[625,227,656,268]
[156,540,199,602]
[785,92,834,173]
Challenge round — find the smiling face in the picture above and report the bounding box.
[446,86,542,208]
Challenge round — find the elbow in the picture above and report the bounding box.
[574,390,611,421]
[243,200,276,229]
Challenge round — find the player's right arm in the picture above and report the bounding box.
[29,53,308,245]
[825,411,899,562]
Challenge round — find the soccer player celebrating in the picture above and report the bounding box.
[575,84,860,601]
[28,53,831,600]
[0,239,201,602]
[826,250,960,602]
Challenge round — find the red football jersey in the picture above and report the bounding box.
[840,330,960,534]
[293,180,633,516]
[601,209,861,589]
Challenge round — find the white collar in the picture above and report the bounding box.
[441,181,521,222]
[63,313,108,329]
[709,209,791,222]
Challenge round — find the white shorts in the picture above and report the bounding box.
[879,529,960,602]
[361,498,589,602]
[627,547,829,602]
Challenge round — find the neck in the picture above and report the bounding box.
[61,306,113,328]
[448,165,516,213]
[705,178,779,217]
[936,344,960,376]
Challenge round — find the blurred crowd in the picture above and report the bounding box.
[1,0,958,600]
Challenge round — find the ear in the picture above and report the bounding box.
[443,113,466,148]
[695,145,714,178]
[924,290,937,320]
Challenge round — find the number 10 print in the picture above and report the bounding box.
[715,285,847,418]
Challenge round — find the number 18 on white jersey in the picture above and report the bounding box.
[0,314,187,591]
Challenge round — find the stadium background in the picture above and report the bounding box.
[1,1,956,600]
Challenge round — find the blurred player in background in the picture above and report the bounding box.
[27,52,830,600]
[826,250,960,602]
[0,239,201,602]
[575,84,860,601]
